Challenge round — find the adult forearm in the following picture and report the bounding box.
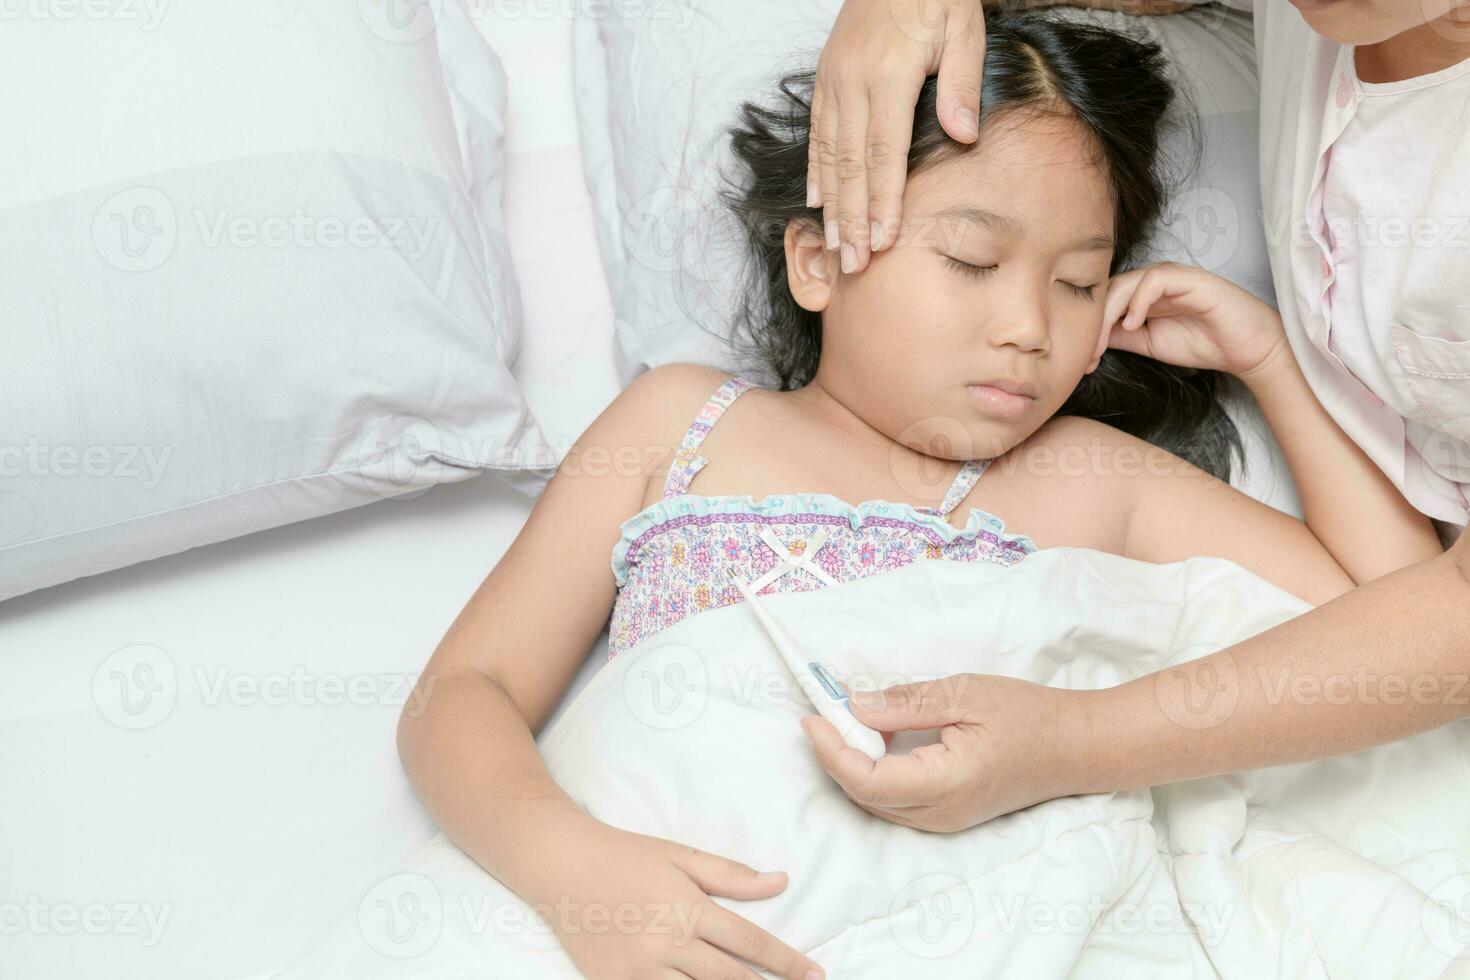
[397,668,594,902]
[1072,541,1470,792]
[1240,346,1444,582]
[982,0,1194,13]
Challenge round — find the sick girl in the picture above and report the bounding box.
[397,14,1438,979]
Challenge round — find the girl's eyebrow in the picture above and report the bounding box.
[928,204,1114,253]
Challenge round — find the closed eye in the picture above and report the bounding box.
[944,256,995,278]
[1062,281,1097,299]
[946,256,1098,299]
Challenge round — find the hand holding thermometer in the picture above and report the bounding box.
[725,567,886,762]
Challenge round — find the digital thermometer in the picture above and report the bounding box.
[725,568,886,761]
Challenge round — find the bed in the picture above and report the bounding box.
[0,11,618,980]
[0,5,1316,979]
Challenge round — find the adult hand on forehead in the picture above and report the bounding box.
[809,0,987,275]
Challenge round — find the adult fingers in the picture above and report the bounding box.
[814,81,843,254]
[863,78,921,261]
[833,89,872,272]
[806,81,826,210]
[801,714,959,808]
[847,676,978,731]
[935,2,985,144]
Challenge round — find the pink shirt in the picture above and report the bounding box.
[1250,0,1470,547]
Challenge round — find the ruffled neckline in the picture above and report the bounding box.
[610,491,1038,586]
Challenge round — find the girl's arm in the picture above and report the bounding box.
[1234,341,1445,581]
[1104,262,1443,590]
[1031,414,1357,606]
[397,362,825,980]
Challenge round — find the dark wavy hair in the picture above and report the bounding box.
[718,11,1242,480]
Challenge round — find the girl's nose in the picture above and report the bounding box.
[985,300,1050,354]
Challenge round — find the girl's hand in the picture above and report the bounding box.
[537,820,824,980]
[1102,262,1289,382]
[810,0,986,272]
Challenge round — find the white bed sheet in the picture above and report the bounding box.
[0,11,618,980]
[0,7,1306,980]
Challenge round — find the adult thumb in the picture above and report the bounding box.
[849,676,972,731]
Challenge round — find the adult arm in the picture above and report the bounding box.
[803,531,1470,831]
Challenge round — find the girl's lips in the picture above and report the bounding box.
[966,384,1035,418]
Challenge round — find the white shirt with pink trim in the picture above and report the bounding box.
[1243,0,1470,547]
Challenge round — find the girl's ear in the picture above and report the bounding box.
[785,217,836,312]
[1085,287,1115,374]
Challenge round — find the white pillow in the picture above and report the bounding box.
[571,1,1301,515]
[0,0,555,601]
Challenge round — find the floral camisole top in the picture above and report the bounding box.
[606,376,1038,658]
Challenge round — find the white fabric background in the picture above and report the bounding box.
[0,7,620,980]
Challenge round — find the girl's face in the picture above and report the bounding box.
[785,111,1116,461]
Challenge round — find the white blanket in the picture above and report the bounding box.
[273,549,1470,978]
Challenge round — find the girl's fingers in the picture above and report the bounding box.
[1125,268,1173,328]
[696,905,824,980]
[1102,269,1146,329]
[865,79,921,255]
[676,939,766,980]
[834,89,872,271]
[1107,321,1151,355]
[670,846,788,901]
